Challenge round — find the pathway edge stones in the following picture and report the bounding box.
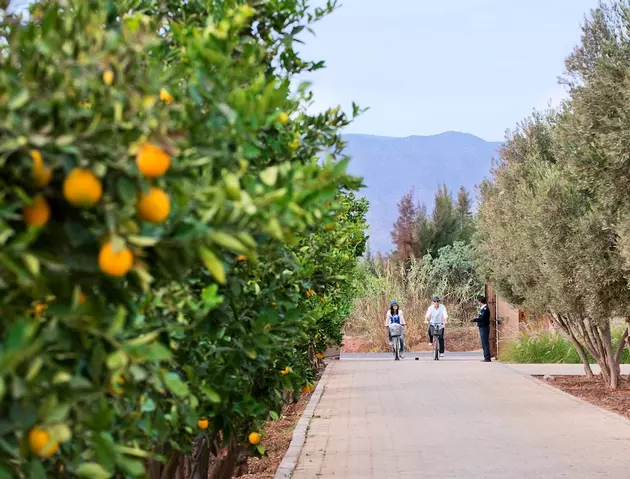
[274,362,333,479]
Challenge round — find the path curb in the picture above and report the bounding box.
[274,363,332,479]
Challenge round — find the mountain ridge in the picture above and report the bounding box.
[343,131,503,253]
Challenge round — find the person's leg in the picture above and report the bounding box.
[400,331,405,353]
[480,326,491,361]
[439,328,445,354]
[428,326,433,344]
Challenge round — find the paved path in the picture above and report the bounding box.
[292,354,630,478]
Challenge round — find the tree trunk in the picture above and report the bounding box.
[209,437,246,479]
[190,435,210,479]
[551,313,593,377]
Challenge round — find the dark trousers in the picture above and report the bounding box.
[428,326,444,354]
[479,325,491,360]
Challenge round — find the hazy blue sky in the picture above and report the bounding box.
[299,0,599,141]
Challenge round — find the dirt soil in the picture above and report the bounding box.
[239,380,317,478]
[537,375,630,420]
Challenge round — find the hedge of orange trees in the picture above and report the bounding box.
[0,1,368,478]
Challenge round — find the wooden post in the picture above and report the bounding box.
[485,284,498,359]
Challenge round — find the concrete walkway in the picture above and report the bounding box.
[292,355,630,478]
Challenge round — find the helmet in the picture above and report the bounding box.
[432,295,440,302]
[390,300,398,306]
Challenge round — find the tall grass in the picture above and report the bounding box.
[500,329,630,364]
[345,253,483,352]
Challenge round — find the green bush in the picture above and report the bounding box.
[500,329,630,364]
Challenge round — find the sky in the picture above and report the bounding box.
[298,0,600,142]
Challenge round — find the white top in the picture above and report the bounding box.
[385,309,406,327]
[425,304,448,325]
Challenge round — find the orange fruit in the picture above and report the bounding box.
[136,143,170,178]
[248,432,261,445]
[23,194,50,227]
[29,427,59,458]
[98,241,133,277]
[30,150,52,187]
[306,289,314,297]
[79,292,87,304]
[103,69,114,85]
[63,168,102,207]
[197,418,209,430]
[278,112,289,125]
[316,353,325,360]
[137,187,170,223]
[160,88,174,103]
[281,367,290,375]
[236,255,248,262]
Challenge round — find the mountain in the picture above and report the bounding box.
[343,132,503,253]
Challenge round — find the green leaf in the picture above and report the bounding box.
[46,404,71,423]
[163,372,189,397]
[269,411,279,420]
[94,433,117,473]
[260,166,279,186]
[117,177,136,203]
[141,397,156,412]
[200,247,226,284]
[208,232,250,255]
[106,350,129,370]
[255,444,265,455]
[27,459,46,479]
[201,386,221,404]
[25,356,43,381]
[48,423,72,442]
[116,456,145,476]
[0,465,14,479]
[8,89,29,110]
[76,462,112,478]
[127,235,159,247]
[22,254,40,276]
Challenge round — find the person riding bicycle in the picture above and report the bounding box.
[425,295,448,357]
[385,300,406,358]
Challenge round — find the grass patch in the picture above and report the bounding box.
[500,329,630,364]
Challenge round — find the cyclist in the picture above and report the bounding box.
[385,300,406,358]
[425,295,448,357]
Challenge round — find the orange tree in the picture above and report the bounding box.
[0,0,367,478]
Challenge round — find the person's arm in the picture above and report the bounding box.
[385,310,391,327]
[400,310,406,326]
[443,306,448,325]
[425,307,430,323]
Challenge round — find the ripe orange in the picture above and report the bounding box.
[281,367,290,375]
[137,187,171,223]
[99,241,134,277]
[236,255,248,262]
[63,168,102,207]
[30,150,52,187]
[198,418,209,430]
[136,143,170,178]
[248,432,261,445]
[29,427,59,458]
[160,88,174,103]
[316,353,325,360]
[103,69,114,85]
[23,194,50,227]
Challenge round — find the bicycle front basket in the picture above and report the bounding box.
[389,323,402,337]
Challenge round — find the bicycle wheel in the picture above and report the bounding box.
[433,335,439,361]
[394,337,400,360]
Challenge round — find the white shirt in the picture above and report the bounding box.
[426,304,448,325]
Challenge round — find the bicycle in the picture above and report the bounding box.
[429,324,444,361]
[388,323,403,361]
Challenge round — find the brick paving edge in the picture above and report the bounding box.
[501,362,630,425]
[274,362,332,479]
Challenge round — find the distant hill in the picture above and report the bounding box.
[343,132,502,253]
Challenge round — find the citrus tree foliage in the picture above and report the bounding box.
[0,0,367,477]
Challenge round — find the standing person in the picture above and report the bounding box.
[472,295,492,362]
[425,295,447,357]
[385,300,406,358]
